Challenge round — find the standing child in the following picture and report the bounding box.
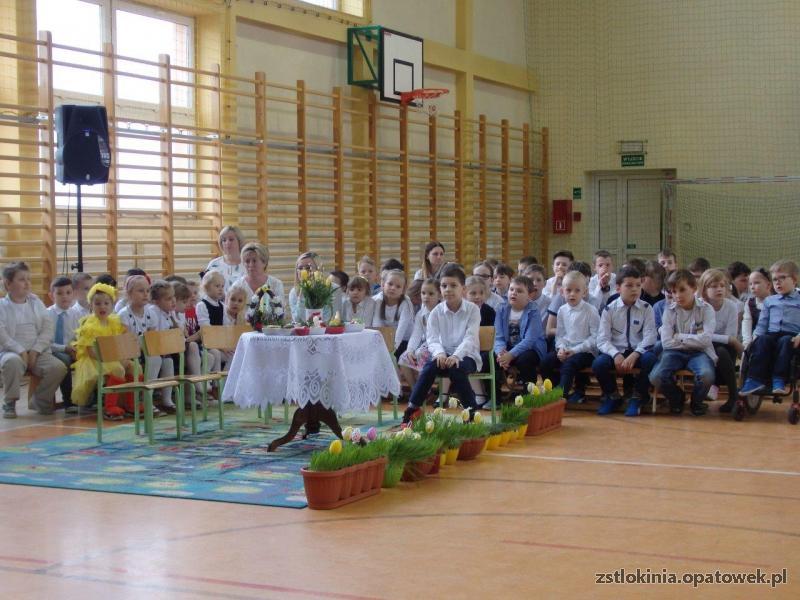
[588,250,615,308]
[465,275,496,326]
[402,265,482,423]
[342,276,377,324]
[0,262,68,417]
[657,249,678,275]
[540,272,599,403]
[494,275,547,397]
[699,269,743,412]
[143,281,179,414]
[371,269,414,359]
[70,283,129,419]
[357,256,381,296]
[740,260,800,396]
[593,266,658,416]
[649,270,716,415]
[544,250,574,298]
[398,278,440,387]
[740,268,772,351]
[492,264,514,300]
[71,272,93,318]
[47,276,81,413]
[196,271,225,327]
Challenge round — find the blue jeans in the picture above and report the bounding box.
[52,350,74,407]
[408,356,478,410]
[747,332,798,383]
[540,351,594,396]
[649,350,715,407]
[592,350,657,400]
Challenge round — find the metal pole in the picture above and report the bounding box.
[74,184,83,273]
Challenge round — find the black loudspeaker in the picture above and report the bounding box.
[54,105,111,184]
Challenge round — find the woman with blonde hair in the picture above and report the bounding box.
[231,241,285,307]
[205,225,247,292]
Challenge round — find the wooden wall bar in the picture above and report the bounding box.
[0,32,547,295]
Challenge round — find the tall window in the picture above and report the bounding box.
[300,0,364,18]
[35,0,195,211]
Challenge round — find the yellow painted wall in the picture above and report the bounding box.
[526,0,800,264]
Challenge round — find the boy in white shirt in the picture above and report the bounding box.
[402,264,482,424]
[588,250,616,308]
[70,272,92,318]
[47,276,82,413]
[0,262,68,418]
[544,250,574,298]
[592,266,658,416]
[540,272,599,403]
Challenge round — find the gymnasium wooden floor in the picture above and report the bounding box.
[1,386,798,599]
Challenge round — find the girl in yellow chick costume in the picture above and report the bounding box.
[71,282,130,419]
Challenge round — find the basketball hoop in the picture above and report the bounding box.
[399,88,449,115]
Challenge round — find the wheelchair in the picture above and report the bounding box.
[735,347,800,423]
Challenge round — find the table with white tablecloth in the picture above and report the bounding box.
[221,329,401,450]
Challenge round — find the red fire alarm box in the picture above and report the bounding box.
[552,199,572,234]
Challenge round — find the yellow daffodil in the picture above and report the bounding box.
[425,420,435,433]
[543,378,553,391]
[300,269,309,281]
[329,439,342,454]
[515,395,524,407]
[473,411,483,424]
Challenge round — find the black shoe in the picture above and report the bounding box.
[690,401,708,416]
[718,401,734,414]
[402,405,420,425]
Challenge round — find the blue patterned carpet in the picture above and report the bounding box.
[0,412,398,509]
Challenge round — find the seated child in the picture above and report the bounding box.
[196,271,225,327]
[402,265,482,423]
[540,272,599,403]
[494,275,547,397]
[357,255,381,296]
[47,276,81,413]
[406,278,423,315]
[544,250,573,298]
[371,269,414,359]
[492,264,514,300]
[328,270,348,316]
[641,260,666,306]
[688,257,711,280]
[592,266,658,416]
[473,261,505,309]
[740,268,772,351]
[224,284,249,325]
[0,262,68,417]
[740,260,800,396]
[70,283,130,419]
[649,270,716,416]
[114,268,149,313]
[465,275,496,326]
[117,275,152,337]
[588,250,616,307]
[522,264,549,329]
[372,259,405,301]
[342,276,377,324]
[699,269,743,411]
[727,261,751,302]
[71,272,93,318]
[144,281,179,414]
[173,281,202,395]
[545,261,594,340]
[398,278,440,387]
[517,255,538,275]
[657,248,678,275]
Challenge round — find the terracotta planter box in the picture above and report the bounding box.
[526,399,566,436]
[302,457,387,510]
[428,452,443,475]
[458,437,487,461]
[401,454,439,481]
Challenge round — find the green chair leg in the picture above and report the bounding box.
[218,376,226,430]
[258,405,262,419]
[145,390,155,445]
[133,389,141,436]
[392,393,398,420]
[267,403,272,422]
[96,388,103,443]
[188,384,197,435]
[201,381,209,422]
[175,384,184,441]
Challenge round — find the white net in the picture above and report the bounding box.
[664,179,800,269]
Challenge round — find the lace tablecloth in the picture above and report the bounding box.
[221,330,401,412]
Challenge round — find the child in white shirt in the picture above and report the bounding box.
[143,280,178,413]
[47,276,81,413]
[398,278,440,387]
[342,276,376,324]
[0,262,67,417]
[371,269,414,360]
[196,271,226,327]
[540,272,599,402]
[544,250,574,298]
[588,250,616,308]
[70,272,92,318]
[523,264,549,329]
[402,265,482,423]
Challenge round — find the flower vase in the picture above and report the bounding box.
[304,308,323,323]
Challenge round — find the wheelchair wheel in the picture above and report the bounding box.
[732,402,745,422]
[745,394,763,415]
[788,406,800,425]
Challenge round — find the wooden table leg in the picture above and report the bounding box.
[267,403,344,452]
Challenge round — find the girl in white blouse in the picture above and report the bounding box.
[371,269,414,359]
[398,278,440,386]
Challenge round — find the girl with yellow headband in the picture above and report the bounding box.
[70,282,130,419]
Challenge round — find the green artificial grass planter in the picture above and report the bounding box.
[515,379,567,436]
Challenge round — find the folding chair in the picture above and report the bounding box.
[143,329,221,437]
[376,326,400,423]
[93,332,180,444]
[200,324,251,429]
[437,326,498,424]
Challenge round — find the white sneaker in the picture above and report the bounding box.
[707,385,719,401]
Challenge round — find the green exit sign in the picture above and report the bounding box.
[621,154,645,167]
[572,187,582,200]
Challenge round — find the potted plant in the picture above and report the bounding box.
[298,269,336,321]
[407,415,446,478]
[486,423,505,450]
[383,430,440,487]
[423,408,463,466]
[501,401,531,440]
[520,379,566,436]
[456,415,489,460]
[301,428,388,509]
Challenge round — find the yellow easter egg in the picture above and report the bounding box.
[329,439,342,454]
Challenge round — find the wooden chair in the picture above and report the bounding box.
[142,328,221,437]
[436,326,498,424]
[199,324,251,429]
[375,326,400,423]
[93,332,180,444]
